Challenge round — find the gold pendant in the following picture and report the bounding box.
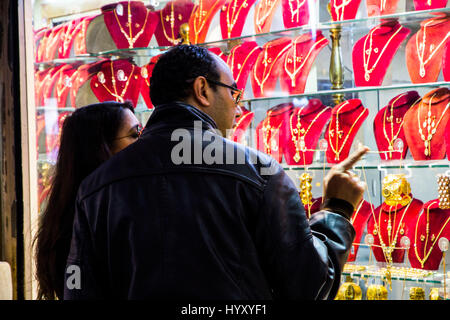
[293,152,300,163]
[420,234,425,241]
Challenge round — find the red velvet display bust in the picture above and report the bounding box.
[348,199,374,262]
[208,47,228,62]
[325,99,368,164]
[52,64,77,108]
[403,87,450,160]
[367,198,423,263]
[140,55,161,109]
[226,41,262,92]
[154,0,194,47]
[255,103,294,163]
[220,0,257,39]
[303,197,322,219]
[90,59,142,107]
[35,27,48,63]
[189,0,228,44]
[231,107,254,144]
[35,69,52,107]
[414,0,448,10]
[283,99,332,165]
[373,91,421,161]
[406,16,450,83]
[408,199,450,270]
[102,1,158,49]
[443,40,450,81]
[254,0,281,34]
[70,62,104,108]
[251,37,292,98]
[44,25,64,62]
[366,0,399,16]
[279,31,329,95]
[329,0,362,21]
[58,18,83,59]
[281,0,316,29]
[41,65,65,106]
[73,16,96,55]
[353,21,410,87]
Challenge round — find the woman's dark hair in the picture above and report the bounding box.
[150,45,221,106]
[34,101,134,300]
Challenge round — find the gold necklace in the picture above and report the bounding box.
[363,24,403,82]
[261,111,282,155]
[74,18,89,54]
[160,2,180,45]
[60,21,80,57]
[96,63,135,103]
[253,42,292,95]
[192,0,221,43]
[377,200,412,264]
[417,94,449,156]
[287,0,307,23]
[228,46,260,84]
[113,1,150,49]
[284,36,328,87]
[416,19,450,78]
[232,111,252,136]
[289,106,330,163]
[382,94,418,157]
[350,200,365,225]
[328,103,366,161]
[333,0,352,21]
[55,67,72,100]
[414,200,450,268]
[225,0,249,38]
[255,0,279,33]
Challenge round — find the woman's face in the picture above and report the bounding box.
[111,108,142,154]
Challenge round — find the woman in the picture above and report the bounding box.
[34,101,142,300]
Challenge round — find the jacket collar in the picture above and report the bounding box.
[143,101,218,135]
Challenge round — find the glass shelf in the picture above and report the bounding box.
[282,159,450,171]
[34,56,99,69]
[342,263,445,284]
[242,81,450,103]
[36,105,154,114]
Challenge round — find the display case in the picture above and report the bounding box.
[23,0,450,299]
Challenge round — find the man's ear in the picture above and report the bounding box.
[192,76,212,107]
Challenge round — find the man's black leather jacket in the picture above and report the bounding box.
[64,102,355,300]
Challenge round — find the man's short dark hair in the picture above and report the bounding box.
[150,45,221,106]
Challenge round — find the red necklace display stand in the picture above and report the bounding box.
[279,31,329,94]
[73,16,96,55]
[325,99,369,164]
[226,41,262,92]
[189,0,228,44]
[329,0,362,21]
[251,37,292,98]
[284,99,331,165]
[373,91,421,160]
[353,21,410,87]
[443,40,450,81]
[406,15,450,83]
[102,1,158,49]
[220,0,257,39]
[254,0,281,34]
[140,55,161,109]
[403,87,450,160]
[90,59,142,107]
[53,64,77,108]
[348,200,374,262]
[154,0,194,47]
[407,199,450,270]
[367,198,423,263]
[255,103,294,163]
[366,0,399,16]
[281,0,316,29]
[231,106,254,144]
[414,0,448,10]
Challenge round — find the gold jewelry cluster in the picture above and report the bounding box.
[437,174,450,209]
[381,174,411,206]
[299,172,313,206]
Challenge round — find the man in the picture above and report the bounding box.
[64,45,368,299]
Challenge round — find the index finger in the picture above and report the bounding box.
[335,146,370,171]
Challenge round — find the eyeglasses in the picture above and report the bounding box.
[114,124,143,140]
[205,78,242,105]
